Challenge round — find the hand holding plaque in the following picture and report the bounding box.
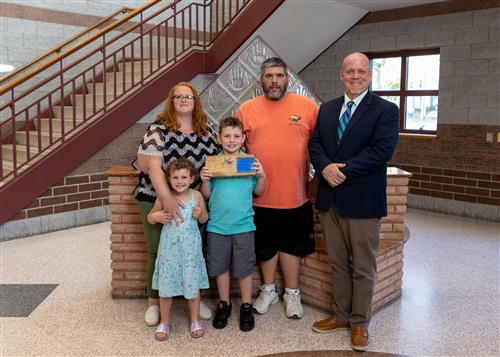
[204,154,256,177]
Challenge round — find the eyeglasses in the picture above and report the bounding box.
[173,95,194,100]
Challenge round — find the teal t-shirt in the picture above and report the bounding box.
[206,167,257,235]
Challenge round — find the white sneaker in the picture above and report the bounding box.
[144,305,160,326]
[283,291,303,319]
[199,299,212,320]
[253,286,279,314]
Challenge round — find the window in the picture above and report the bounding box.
[368,49,440,135]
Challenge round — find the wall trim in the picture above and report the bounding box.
[0,206,110,242]
[408,194,499,222]
[0,2,110,28]
[360,0,500,24]
[0,2,210,38]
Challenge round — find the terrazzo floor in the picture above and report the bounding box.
[0,208,499,356]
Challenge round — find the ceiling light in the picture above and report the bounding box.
[0,64,15,73]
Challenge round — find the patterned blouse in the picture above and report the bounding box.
[135,121,218,203]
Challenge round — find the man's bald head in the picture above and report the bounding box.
[340,52,372,99]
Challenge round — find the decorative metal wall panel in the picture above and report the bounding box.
[201,36,323,130]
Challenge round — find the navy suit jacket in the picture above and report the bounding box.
[309,91,399,218]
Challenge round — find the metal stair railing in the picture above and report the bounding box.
[0,0,252,183]
[0,6,134,84]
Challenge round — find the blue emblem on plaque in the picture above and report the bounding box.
[236,157,254,174]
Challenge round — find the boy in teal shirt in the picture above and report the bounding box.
[200,117,265,332]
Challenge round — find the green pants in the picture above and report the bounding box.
[134,189,161,299]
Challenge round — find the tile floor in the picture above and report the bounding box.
[0,209,499,356]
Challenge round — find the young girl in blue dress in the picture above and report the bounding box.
[147,157,209,341]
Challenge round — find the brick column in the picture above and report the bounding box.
[106,166,146,298]
[106,166,411,314]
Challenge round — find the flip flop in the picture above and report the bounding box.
[154,323,170,341]
[190,320,205,339]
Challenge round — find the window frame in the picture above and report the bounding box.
[366,48,440,135]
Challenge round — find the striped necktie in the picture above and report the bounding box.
[337,100,354,143]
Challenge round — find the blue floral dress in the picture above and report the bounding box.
[152,190,209,299]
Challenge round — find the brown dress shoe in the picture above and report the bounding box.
[351,326,370,351]
[311,314,349,333]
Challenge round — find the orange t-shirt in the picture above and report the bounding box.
[235,93,318,209]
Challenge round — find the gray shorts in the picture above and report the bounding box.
[206,231,256,278]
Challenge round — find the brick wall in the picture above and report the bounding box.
[398,165,499,206]
[5,2,498,235]
[8,173,109,221]
[107,165,410,314]
[300,6,500,219]
[390,123,500,207]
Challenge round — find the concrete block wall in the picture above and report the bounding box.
[1,0,146,17]
[0,71,215,240]
[0,1,202,125]
[2,2,498,240]
[0,0,223,70]
[0,18,74,68]
[0,16,87,123]
[300,6,500,221]
[0,0,123,70]
[301,7,499,111]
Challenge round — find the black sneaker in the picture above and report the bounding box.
[212,300,232,329]
[239,303,255,332]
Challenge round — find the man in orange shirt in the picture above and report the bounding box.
[235,57,318,319]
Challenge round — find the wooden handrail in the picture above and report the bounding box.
[0,0,282,224]
[0,0,163,95]
[0,7,134,84]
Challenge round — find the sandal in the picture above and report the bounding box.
[154,323,170,341]
[190,320,205,339]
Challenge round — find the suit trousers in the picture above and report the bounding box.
[320,204,380,328]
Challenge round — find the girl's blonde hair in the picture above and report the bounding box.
[156,82,208,137]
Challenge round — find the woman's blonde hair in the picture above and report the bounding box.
[155,82,208,137]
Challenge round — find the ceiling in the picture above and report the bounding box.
[221,0,449,73]
[336,0,446,12]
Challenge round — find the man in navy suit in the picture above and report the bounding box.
[309,52,399,351]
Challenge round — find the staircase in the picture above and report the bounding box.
[0,0,284,224]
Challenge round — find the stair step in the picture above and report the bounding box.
[52,105,103,119]
[105,71,151,84]
[85,58,172,95]
[118,59,164,72]
[87,82,134,94]
[2,144,40,163]
[116,64,155,76]
[2,160,14,176]
[73,94,115,107]
[137,45,177,59]
[37,117,84,133]
[15,130,61,148]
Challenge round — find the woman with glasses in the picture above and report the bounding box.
[134,81,218,327]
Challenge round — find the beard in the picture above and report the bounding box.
[262,82,288,101]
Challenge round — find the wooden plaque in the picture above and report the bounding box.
[205,154,256,177]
